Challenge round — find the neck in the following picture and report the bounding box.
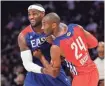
[31,24,43,34]
[98,53,104,57]
[98,54,104,59]
[53,26,68,37]
[53,26,60,37]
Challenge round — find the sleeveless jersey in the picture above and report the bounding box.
[53,24,97,75]
[20,25,71,86]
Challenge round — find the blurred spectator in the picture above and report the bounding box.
[94,42,104,86]
[1,74,11,86]
[67,1,75,10]
[86,17,97,32]
[14,73,25,86]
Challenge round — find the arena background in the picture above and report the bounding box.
[1,1,104,86]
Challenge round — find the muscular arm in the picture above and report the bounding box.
[39,45,61,78]
[84,29,98,48]
[78,25,98,49]
[18,33,42,73]
[18,33,29,51]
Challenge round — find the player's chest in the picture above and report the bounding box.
[25,32,46,50]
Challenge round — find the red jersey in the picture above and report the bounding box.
[53,24,97,75]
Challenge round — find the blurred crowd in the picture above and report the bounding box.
[94,42,104,86]
[1,1,104,86]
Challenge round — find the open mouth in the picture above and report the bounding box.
[30,21,36,25]
[31,20,36,23]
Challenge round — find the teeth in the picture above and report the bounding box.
[31,21,35,23]
[31,20,35,22]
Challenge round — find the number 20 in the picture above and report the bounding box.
[71,36,86,60]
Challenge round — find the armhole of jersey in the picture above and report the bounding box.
[53,38,60,46]
[53,24,78,46]
[21,25,33,36]
[20,25,33,47]
[68,24,78,31]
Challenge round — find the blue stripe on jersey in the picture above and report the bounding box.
[24,28,72,86]
[53,24,78,46]
[64,59,78,75]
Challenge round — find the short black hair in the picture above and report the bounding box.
[44,12,60,24]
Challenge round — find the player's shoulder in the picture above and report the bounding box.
[53,38,60,46]
[68,23,78,27]
[19,25,33,36]
[68,23,83,29]
[18,25,32,41]
[68,23,84,33]
[51,45,60,49]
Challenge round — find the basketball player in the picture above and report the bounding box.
[18,4,71,86]
[39,12,99,86]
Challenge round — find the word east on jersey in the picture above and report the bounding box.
[25,32,49,50]
[30,36,46,48]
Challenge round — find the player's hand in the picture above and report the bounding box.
[46,35,53,44]
[33,49,43,59]
[41,62,59,78]
[42,67,57,78]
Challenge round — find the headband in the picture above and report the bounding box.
[28,5,45,12]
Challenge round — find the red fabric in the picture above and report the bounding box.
[72,69,99,86]
[60,26,98,74]
[86,34,98,48]
[21,25,33,36]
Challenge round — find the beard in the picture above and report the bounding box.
[31,20,42,27]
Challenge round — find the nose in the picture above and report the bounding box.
[41,26,44,29]
[29,15,34,20]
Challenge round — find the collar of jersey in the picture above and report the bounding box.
[30,25,45,36]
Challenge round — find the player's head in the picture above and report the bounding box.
[42,12,60,35]
[97,41,104,59]
[28,4,45,27]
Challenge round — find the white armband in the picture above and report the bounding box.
[21,50,42,73]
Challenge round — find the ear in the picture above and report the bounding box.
[52,23,57,29]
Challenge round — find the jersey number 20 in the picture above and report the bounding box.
[71,36,87,60]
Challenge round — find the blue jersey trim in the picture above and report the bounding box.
[53,24,78,46]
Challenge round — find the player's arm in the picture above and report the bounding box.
[78,25,98,48]
[83,29,98,48]
[18,33,43,73]
[37,45,61,78]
